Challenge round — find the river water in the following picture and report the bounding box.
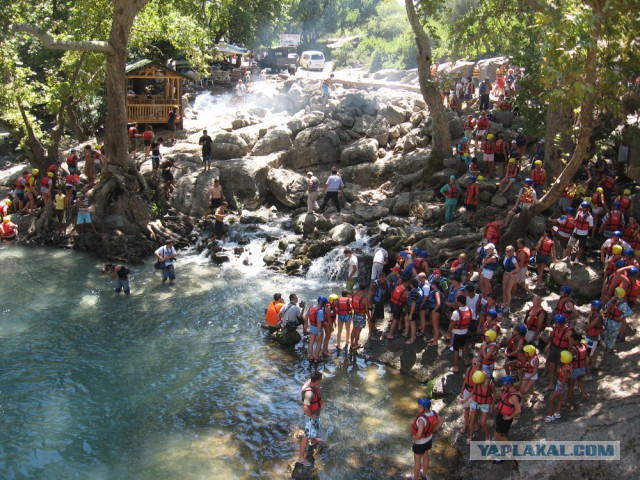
[0,243,457,479]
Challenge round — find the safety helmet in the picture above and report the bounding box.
[95,145,101,150]
[560,285,572,295]
[488,308,498,318]
[517,128,523,133]
[500,375,514,386]
[472,371,486,384]
[623,248,634,257]
[580,201,590,208]
[615,259,626,269]
[596,187,603,193]
[32,168,39,175]
[623,189,631,195]
[469,176,477,182]
[529,256,536,265]
[524,178,533,185]
[417,397,432,409]
[487,134,494,140]
[317,296,329,306]
[534,160,543,166]
[629,267,639,276]
[433,269,442,277]
[612,230,622,237]
[70,148,77,153]
[559,215,567,223]
[615,287,626,298]
[516,323,527,336]
[328,294,339,303]
[464,152,470,157]
[553,314,566,324]
[565,207,574,214]
[523,345,537,357]
[4,199,11,205]
[509,158,516,164]
[560,350,573,364]
[613,201,621,208]
[2,217,10,223]
[612,245,623,255]
[511,140,517,144]
[48,172,54,178]
[477,175,486,181]
[461,137,468,143]
[591,299,603,310]
[484,329,497,341]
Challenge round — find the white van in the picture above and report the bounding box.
[300,51,326,71]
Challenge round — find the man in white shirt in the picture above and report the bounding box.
[345,248,358,292]
[371,247,388,281]
[279,294,306,331]
[155,240,177,284]
[320,166,345,213]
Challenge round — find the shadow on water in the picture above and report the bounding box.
[0,246,460,479]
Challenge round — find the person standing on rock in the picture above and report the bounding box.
[320,167,344,214]
[440,175,459,223]
[344,248,358,292]
[155,240,177,285]
[411,398,443,480]
[350,283,370,353]
[198,129,213,171]
[307,297,328,362]
[167,106,180,144]
[297,371,323,468]
[370,247,388,282]
[214,201,228,242]
[208,179,225,213]
[501,246,520,314]
[479,78,492,111]
[368,272,386,335]
[493,376,521,449]
[464,176,480,224]
[306,172,320,213]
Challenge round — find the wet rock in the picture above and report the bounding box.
[333,111,355,128]
[285,256,311,273]
[266,168,306,209]
[252,127,293,157]
[378,104,407,126]
[302,214,316,235]
[239,214,269,224]
[365,116,390,146]
[263,254,278,265]
[271,328,301,347]
[491,109,513,128]
[314,216,334,231]
[340,138,379,166]
[290,121,342,170]
[215,157,269,209]
[491,193,508,208]
[171,168,221,217]
[549,261,602,298]
[329,223,356,244]
[211,252,230,264]
[211,132,249,159]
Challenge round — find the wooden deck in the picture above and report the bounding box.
[127,104,176,125]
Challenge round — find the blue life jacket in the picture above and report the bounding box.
[484,255,499,271]
[503,256,517,272]
[477,247,487,268]
[372,280,384,304]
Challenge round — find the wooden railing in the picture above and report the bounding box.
[127,104,175,123]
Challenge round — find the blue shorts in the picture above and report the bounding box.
[482,363,495,378]
[536,253,551,266]
[570,367,586,379]
[338,314,352,323]
[554,380,567,393]
[203,154,212,164]
[309,325,322,335]
[353,313,366,329]
[471,401,491,413]
[162,264,176,281]
[77,212,92,224]
[305,417,320,438]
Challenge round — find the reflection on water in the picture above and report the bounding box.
[0,246,458,479]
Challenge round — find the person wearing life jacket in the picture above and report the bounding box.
[411,398,443,480]
[467,370,497,444]
[387,278,409,341]
[614,189,632,215]
[128,122,141,155]
[528,139,545,167]
[479,329,499,378]
[533,229,557,289]
[446,295,472,373]
[584,300,604,381]
[600,231,629,264]
[297,371,323,467]
[479,243,498,297]
[398,250,417,282]
[368,273,387,335]
[440,175,459,223]
[404,278,423,345]
[603,287,633,352]
[463,116,476,145]
[307,296,328,363]
[20,168,40,214]
[142,125,155,160]
[514,238,531,295]
[427,278,444,346]
[459,357,482,435]
[494,376,522,443]
[417,272,432,340]
[321,294,339,356]
[622,216,640,256]
[525,295,547,345]
[599,202,626,238]
[501,245,520,314]
[609,265,640,311]
[493,133,508,178]
[548,207,576,259]
[545,314,574,388]
[39,172,54,206]
[519,345,540,402]
[335,290,352,350]
[412,248,430,277]
[66,148,79,175]
[13,171,28,212]
[0,217,18,243]
[505,178,537,227]
[531,160,547,198]
[570,201,594,263]
[264,293,285,328]
[567,332,588,407]
[474,112,490,151]
[464,176,480,223]
[483,218,503,245]
[503,324,527,376]
[0,198,11,221]
[599,172,616,198]
[498,158,519,194]
[555,285,577,321]
[350,283,371,353]
[478,302,502,338]
[545,350,573,423]
[455,136,470,161]
[482,133,496,178]
[590,187,607,236]
[450,252,473,282]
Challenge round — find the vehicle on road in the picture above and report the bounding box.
[300,51,326,71]
[259,47,298,75]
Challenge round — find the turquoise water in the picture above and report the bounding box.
[0,246,456,479]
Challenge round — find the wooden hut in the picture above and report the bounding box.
[125,59,192,129]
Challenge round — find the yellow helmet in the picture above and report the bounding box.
[486,134,494,140]
[477,175,486,181]
[32,168,39,175]
[612,245,623,255]
[615,287,626,298]
[95,144,102,150]
[48,172,54,178]
[508,158,516,164]
[464,152,470,157]
[623,189,631,195]
[472,370,486,384]
[560,350,573,364]
[328,294,339,303]
[534,160,543,166]
[484,329,497,341]
[596,187,603,193]
[2,217,10,223]
[4,199,11,205]
[522,345,536,357]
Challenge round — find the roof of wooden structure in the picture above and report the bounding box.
[125,59,193,80]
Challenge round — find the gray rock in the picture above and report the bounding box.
[549,261,602,298]
[491,110,514,128]
[173,168,221,216]
[392,191,434,215]
[354,204,390,222]
[342,92,378,116]
[286,117,307,135]
[491,193,508,208]
[211,132,249,159]
[266,168,307,208]
[290,121,342,169]
[410,111,425,125]
[315,216,334,231]
[400,134,418,152]
[365,116,390,146]
[302,111,325,128]
[379,104,407,126]
[247,106,267,118]
[340,138,379,166]
[213,157,270,209]
[333,111,355,128]
[448,114,465,139]
[329,223,356,244]
[352,114,375,134]
[251,127,293,156]
[475,56,510,81]
[271,328,302,347]
[443,156,466,173]
[527,216,546,236]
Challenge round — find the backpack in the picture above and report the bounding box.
[479,83,487,95]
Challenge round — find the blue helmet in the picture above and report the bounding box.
[612,230,622,237]
[615,259,626,269]
[559,215,567,222]
[418,397,432,409]
[399,251,409,259]
[501,375,514,386]
[623,248,634,257]
[488,308,498,318]
[517,323,527,336]
[580,201,590,208]
[412,248,428,258]
[529,256,536,265]
[318,296,329,306]
[565,207,575,214]
[462,136,468,143]
[469,176,477,182]
[560,285,572,295]
[613,201,621,208]
[629,267,639,276]
[553,314,566,324]
[591,299,603,310]
[524,178,533,185]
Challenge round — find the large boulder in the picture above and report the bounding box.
[173,168,221,216]
[448,114,465,139]
[0,162,29,187]
[379,104,407,126]
[491,109,514,128]
[491,193,508,208]
[211,132,249,160]
[329,223,356,244]
[342,92,378,116]
[271,328,301,347]
[352,114,375,135]
[366,116,390,146]
[214,157,270,209]
[251,127,293,156]
[266,168,307,208]
[549,261,602,298]
[441,60,475,80]
[340,138,379,166]
[475,56,510,81]
[287,83,310,111]
[290,121,342,170]
[392,191,435,215]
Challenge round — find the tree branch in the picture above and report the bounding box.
[11,23,114,54]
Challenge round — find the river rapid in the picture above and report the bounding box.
[0,245,458,479]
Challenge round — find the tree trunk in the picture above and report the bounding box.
[543,101,574,178]
[46,106,68,165]
[67,104,89,142]
[16,101,47,169]
[405,0,451,158]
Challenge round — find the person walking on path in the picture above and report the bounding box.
[306,171,320,213]
[411,398,443,480]
[297,371,324,468]
[155,240,177,285]
[320,167,344,214]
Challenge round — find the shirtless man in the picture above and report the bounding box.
[208,178,225,213]
[214,201,228,242]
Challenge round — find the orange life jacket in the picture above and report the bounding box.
[465,182,479,205]
[586,313,604,338]
[524,355,538,374]
[390,285,406,305]
[352,294,367,314]
[558,215,576,236]
[626,277,640,303]
[337,297,352,315]
[453,307,472,330]
[571,344,588,369]
[477,117,489,130]
[444,184,459,199]
[472,381,493,405]
[603,210,623,232]
[618,196,631,214]
[574,211,591,231]
[308,305,321,327]
[551,323,572,349]
[301,385,323,413]
[526,307,547,332]
[411,411,439,438]
[538,236,554,256]
[484,140,495,154]
[497,390,521,416]
[464,368,475,393]
[520,187,534,204]
[605,299,626,322]
[481,341,499,365]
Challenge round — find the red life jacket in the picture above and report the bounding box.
[66,154,77,166]
[465,182,479,205]
[484,222,501,244]
[479,319,500,336]
[506,335,522,356]
[558,215,575,236]
[143,130,154,141]
[24,174,33,191]
[524,355,538,374]
[591,192,605,207]
[495,139,505,153]
[538,236,554,256]
[481,341,499,365]
[301,385,323,413]
[586,313,604,338]
[411,411,439,438]
[526,307,547,332]
[497,390,521,416]
[551,324,572,349]
[308,305,321,327]
[532,168,545,185]
[464,119,475,130]
[41,177,50,187]
[472,382,493,404]
[464,369,475,392]
[603,210,623,232]
[128,126,137,138]
[574,211,591,231]
[337,297,352,315]
[454,307,472,330]
[390,285,406,305]
[520,187,534,204]
[619,196,631,214]
[444,184,459,198]
[15,176,25,190]
[626,278,640,303]
[601,176,615,190]
[554,296,573,319]
[477,117,489,130]
[571,344,588,369]
[483,140,495,154]
[623,225,640,249]
[516,247,530,268]
[557,364,573,384]
[605,299,626,322]
[352,294,367,314]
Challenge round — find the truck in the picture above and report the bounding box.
[258,47,298,75]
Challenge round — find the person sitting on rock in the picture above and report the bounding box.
[505,178,537,227]
[265,293,285,329]
[498,158,519,193]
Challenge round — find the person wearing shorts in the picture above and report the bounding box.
[571,202,593,262]
[298,371,323,467]
[411,398,443,480]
